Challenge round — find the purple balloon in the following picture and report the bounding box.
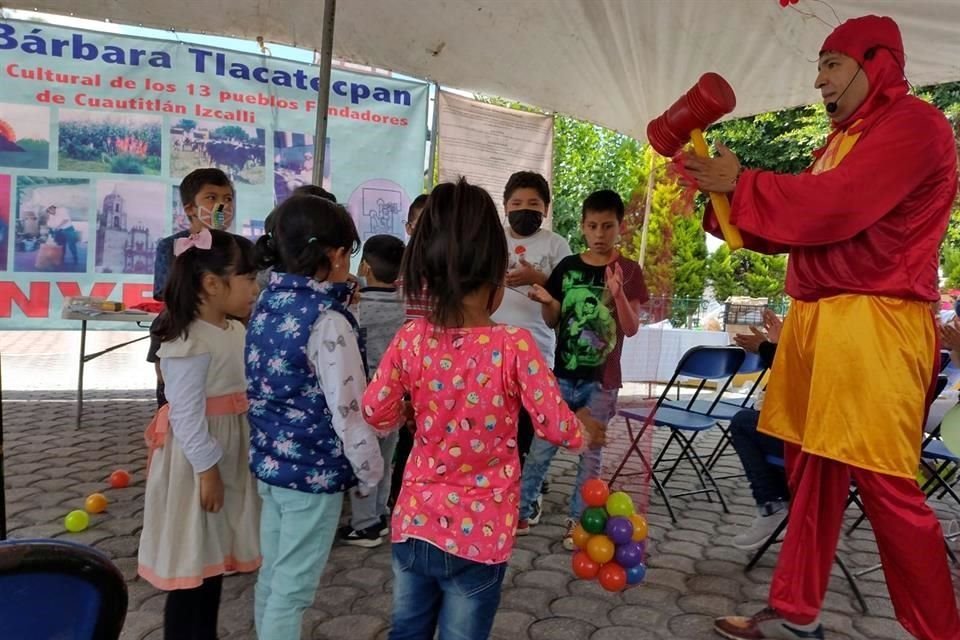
[626,562,647,585]
[605,516,634,545]
[615,541,644,569]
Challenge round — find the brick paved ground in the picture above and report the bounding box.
[2,331,958,639]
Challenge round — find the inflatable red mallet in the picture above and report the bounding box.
[646,72,743,250]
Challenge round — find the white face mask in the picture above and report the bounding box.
[194,203,234,230]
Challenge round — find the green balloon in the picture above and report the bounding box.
[941,404,960,459]
[581,507,608,534]
[606,491,635,517]
[64,509,89,533]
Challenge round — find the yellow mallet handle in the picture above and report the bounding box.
[690,128,743,251]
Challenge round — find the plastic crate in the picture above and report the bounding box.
[723,296,768,335]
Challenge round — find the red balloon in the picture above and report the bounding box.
[109,469,131,489]
[598,562,627,592]
[571,551,601,580]
[581,478,610,508]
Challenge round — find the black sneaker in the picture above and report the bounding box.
[378,515,390,537]
[338,524,383,548]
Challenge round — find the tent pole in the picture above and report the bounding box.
[425,82,441,191]
[638,151,656,265]
[312,0,337,186]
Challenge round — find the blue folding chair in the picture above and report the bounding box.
[610,346,746,522]
[0,539,128,640]
[692,350,770,470]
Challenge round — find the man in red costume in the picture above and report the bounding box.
[684,14,960,640]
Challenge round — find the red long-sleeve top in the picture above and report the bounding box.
[707,95,957,302]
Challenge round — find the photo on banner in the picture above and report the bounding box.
[95,180,167,274]
[0,104,51,170]
[58,110,162,175]
[170,119,266,185]
[0,18,428,328]
[0,174,10,271]
[14,177,91,274]
[274,132,331,203]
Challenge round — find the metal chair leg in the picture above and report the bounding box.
[835,555,869,614]
[746,514,788,571]
[609,416,678,524]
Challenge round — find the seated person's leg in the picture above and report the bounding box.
[729,408,789,550]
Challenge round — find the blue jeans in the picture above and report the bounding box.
[519,378,619,521]
[351,430,399,530]
[728,409,788,507]
[255,481,343,640]
[389,539,507,640]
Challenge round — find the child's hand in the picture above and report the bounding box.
[605,262,624,300]
[527,284,555,305]
[762,308,783,343]
[943,318,960,353]
[576,408,607,449]
[506,257,543,287]
[199,466,225,513]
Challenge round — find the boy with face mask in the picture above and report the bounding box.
[147,168,236,408]
[492,171,572,514]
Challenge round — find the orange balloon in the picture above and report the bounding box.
[586,534,615,565]
[571,550,601,580]
[598,562,627,592]
[629,514,648,542]
[581,478,610,508]
[84,493,108,514]
[571,524,592,550]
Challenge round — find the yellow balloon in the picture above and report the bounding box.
[629,513,648,542]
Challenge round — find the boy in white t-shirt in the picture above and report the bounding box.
[492,171,571,521]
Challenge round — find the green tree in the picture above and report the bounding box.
[922,81,960,277]
[551,115,644,249]
[212,126,249,142]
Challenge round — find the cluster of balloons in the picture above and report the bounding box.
[570,479,648,592]
[63,469,131,533]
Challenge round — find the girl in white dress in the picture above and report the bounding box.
[138,228,261,640]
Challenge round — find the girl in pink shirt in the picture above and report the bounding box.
[362,178,601,640]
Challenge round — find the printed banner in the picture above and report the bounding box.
[437,91,553,221]
[0,19,428,328]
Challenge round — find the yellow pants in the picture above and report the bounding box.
[758,294,937,479]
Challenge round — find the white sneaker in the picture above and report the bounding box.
[529,494,543,526]
[733,505,787,551]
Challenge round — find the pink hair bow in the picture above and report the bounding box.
[174,228,213,256]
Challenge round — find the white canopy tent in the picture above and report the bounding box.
[9,0,960,139]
